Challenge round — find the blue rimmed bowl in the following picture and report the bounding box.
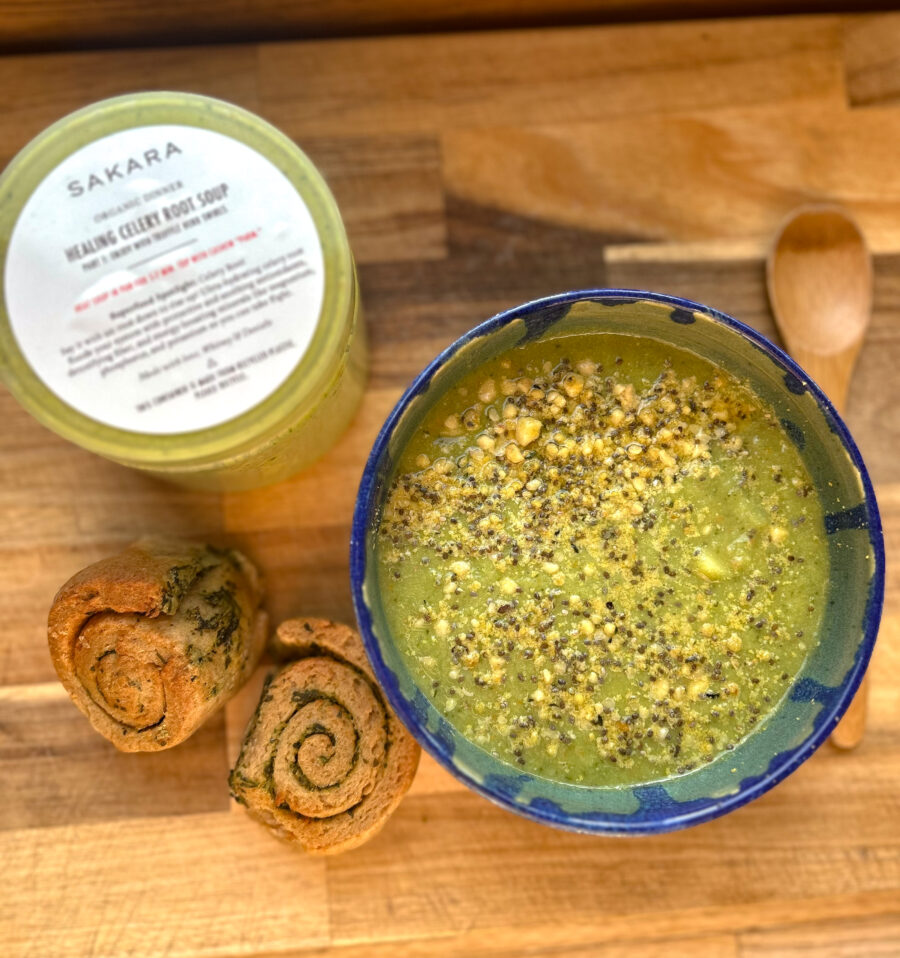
[350,290,884,835]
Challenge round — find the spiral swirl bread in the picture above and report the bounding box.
[48,537,266,751]
[230,618,420,854]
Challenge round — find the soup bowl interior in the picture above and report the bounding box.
[351,291,883,834]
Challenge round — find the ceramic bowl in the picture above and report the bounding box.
[350,290,884,834]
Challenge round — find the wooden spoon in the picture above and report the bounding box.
[766,204,873,750]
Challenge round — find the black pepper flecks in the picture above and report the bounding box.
[377,335,827,785]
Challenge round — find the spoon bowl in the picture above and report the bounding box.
[767,205,872,410]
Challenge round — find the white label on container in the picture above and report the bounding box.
[4,124,325,434]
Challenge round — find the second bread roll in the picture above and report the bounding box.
[230,618,420,854]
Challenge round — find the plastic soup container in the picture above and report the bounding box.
[0,92,365,491]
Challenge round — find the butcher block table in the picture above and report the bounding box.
[2,11,900,957]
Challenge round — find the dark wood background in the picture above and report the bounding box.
[1,0,899,52]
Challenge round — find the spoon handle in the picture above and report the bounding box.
[787,344,868,750]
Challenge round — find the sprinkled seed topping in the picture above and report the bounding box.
[378,335,827,785]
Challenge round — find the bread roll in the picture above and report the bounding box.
[48,537,266,751]
[230,618,420,854]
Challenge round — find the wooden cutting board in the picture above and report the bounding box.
[1,13,899,957]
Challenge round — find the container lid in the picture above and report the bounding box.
[0,91,355,468]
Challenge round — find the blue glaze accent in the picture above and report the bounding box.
[431,715,459,756]
[592,296,636,307]
[633,785,712,819]
[520,302,571,342]
[524,772,759,829]
[373,450,394,491]
[527,796,568,818]
[483,772,528,800]
[670,306,696,324]
[825,503,869,533]
[409,688,431,724]
[790,677,841,708]
[822,404,844,435]
[780,417,806,450]
[783,371,807,394]
[350,289,885,836]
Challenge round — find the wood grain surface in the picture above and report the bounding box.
[1,13,899,958]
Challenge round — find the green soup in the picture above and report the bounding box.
[376,334,827,786]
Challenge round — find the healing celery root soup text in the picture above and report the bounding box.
[376,334,827,785]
